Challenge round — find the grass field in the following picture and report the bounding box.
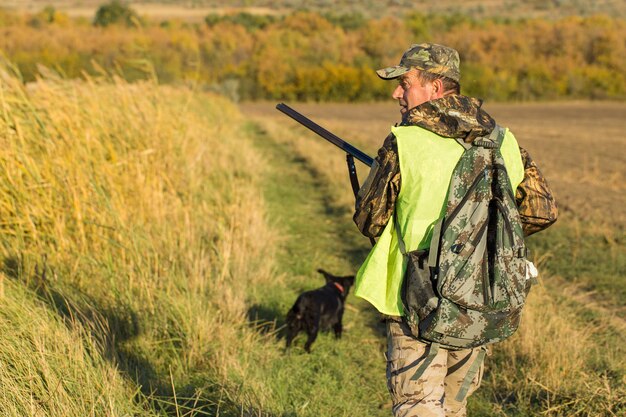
[0,60,624,415]
[0,67,280,416]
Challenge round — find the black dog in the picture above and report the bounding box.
[285,269,355,353]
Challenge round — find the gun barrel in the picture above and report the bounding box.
[276,103,374,167]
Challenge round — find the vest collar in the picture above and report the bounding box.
[401,95,495,142]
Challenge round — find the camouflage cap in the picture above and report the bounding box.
[376,43,460,82]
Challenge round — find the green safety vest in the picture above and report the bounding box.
[354,125,525,316]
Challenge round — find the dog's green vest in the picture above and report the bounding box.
[354,126,524,316]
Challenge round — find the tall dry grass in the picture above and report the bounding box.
[0,278,153,416]
[493,278,624,416]
[0,63,278,414]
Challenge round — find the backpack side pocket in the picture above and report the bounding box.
[401,249,438,337]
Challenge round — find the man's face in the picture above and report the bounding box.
[391,70,437,116]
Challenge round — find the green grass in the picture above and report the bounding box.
[0,279,152,416]
[242,120,390,416]
[528,218,626,315]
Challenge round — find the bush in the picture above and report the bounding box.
[93,0,140,27]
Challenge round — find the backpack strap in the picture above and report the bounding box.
[393,211,408,256]
[409,342,441,381]
[423,219,442,284]
[454,125,503,150]
[454,347,487,402]
[474,125,505,149]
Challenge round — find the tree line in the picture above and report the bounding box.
[0,4,624,101]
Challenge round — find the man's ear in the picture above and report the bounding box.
[431,78,445,99]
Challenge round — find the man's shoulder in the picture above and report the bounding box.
[382,131,397,148]
[376,131,398,158]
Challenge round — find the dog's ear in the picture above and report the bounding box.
[317,268,333,283]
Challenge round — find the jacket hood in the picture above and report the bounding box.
[400,95,495,142]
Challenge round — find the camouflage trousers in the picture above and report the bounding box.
[385,320,485,417]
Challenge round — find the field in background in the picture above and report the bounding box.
[0,1,283,22]
[5,0,626,19]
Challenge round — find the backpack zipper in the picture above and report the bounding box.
[495,199,515,244]
[483,264,492,306]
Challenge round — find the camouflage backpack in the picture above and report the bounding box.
[396,125,531,352]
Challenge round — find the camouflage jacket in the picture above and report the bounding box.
[354,95,558,238]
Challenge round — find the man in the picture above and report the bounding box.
[353,43,557,417]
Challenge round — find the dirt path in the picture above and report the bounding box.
[245,120,371,277]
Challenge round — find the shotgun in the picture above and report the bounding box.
[275,103,374,167]
[276,103,376,246]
